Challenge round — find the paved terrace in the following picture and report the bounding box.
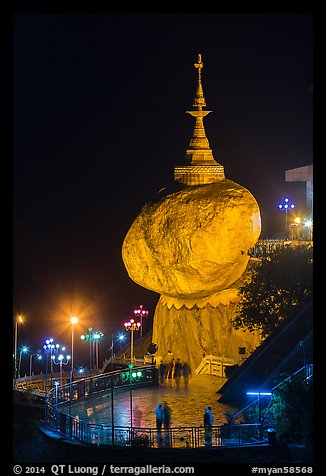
[64,374,237,429]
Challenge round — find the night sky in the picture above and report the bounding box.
[12,11,313,366]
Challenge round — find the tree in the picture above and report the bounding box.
[268,372,313,446]
[232,245,313,338]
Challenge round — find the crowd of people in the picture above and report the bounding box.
[153,401,214,447]
[152,351,215,447]
[156,350,192,387]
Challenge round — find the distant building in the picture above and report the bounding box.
[285,165,313,216]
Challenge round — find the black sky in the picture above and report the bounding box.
[12,11,313,364]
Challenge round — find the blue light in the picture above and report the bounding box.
[247,391,272,396]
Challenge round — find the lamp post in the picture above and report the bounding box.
[52,353,71,384]
[69,316,78,418]
[93,331,104,371]
[129,363,133,437]
[29,352,42,383]
[124,318,141,364]
[278,198,295,237]
[291,216,302,240]
[18,346,28,378]
[133,305,148,338]
[80,327,104,374]
[110,333,126,371]
[43,338,58,388]
[70,316,78,375]
[14,314,23,381]
[54,380,60,431]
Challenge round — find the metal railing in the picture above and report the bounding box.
[45,364,157,406]
[43,364,275,448]
[46,413,224,448]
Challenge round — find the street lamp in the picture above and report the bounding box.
[124,318,141,364]
[129,363,133,436]
[18,346,28,378]
[29,352,42,382]
[54,380,60,431]
[133,305,149,338]
[69,316,78,416]
[14,314,23,380]
[52,353,71,384]
[93,331,104,371]
[110,333,126,371]
[43,338,58,388]
[278,198,295,236]
[80,327,104,374]
[70,316,78,374]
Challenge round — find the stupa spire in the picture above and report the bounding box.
[174,53,225,186]
[193,53,206,109]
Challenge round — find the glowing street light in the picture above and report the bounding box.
[80,327,104,374]
[93,331,104,371]
[278,198,295,236]
[29,352,42,382]
[133,305,149,338]
[124,318,141,364]
[54,380,60,430]
[18,346,28,379]
[110,333,126,371]
[43,337,63,388]
[52,352,71,384]
[70,316,78,373]
[14,314,23,381]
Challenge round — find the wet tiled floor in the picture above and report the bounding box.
[65,374,237,429]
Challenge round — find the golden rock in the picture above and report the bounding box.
[122,179,261,301]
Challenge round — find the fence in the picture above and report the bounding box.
[43,364,275,448]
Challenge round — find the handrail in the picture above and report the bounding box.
[231,364,313,422]
[43,364,274,448]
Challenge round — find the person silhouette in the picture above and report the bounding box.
[133,405,143,427]
[154,402,164,444]
[162,401,172,446]
[204,406,214,446]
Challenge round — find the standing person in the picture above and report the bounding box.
[164,351,174,381]
[173,358,183,388]
[182,361,192,386]
[133,406,143,428]
[158,360,165,385]
[154,402,164,441]
[204,406,214,447]
[162,401,172,446]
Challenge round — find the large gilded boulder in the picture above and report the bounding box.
[122,179,261,300]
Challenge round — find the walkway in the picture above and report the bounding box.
[64,374,237,429]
